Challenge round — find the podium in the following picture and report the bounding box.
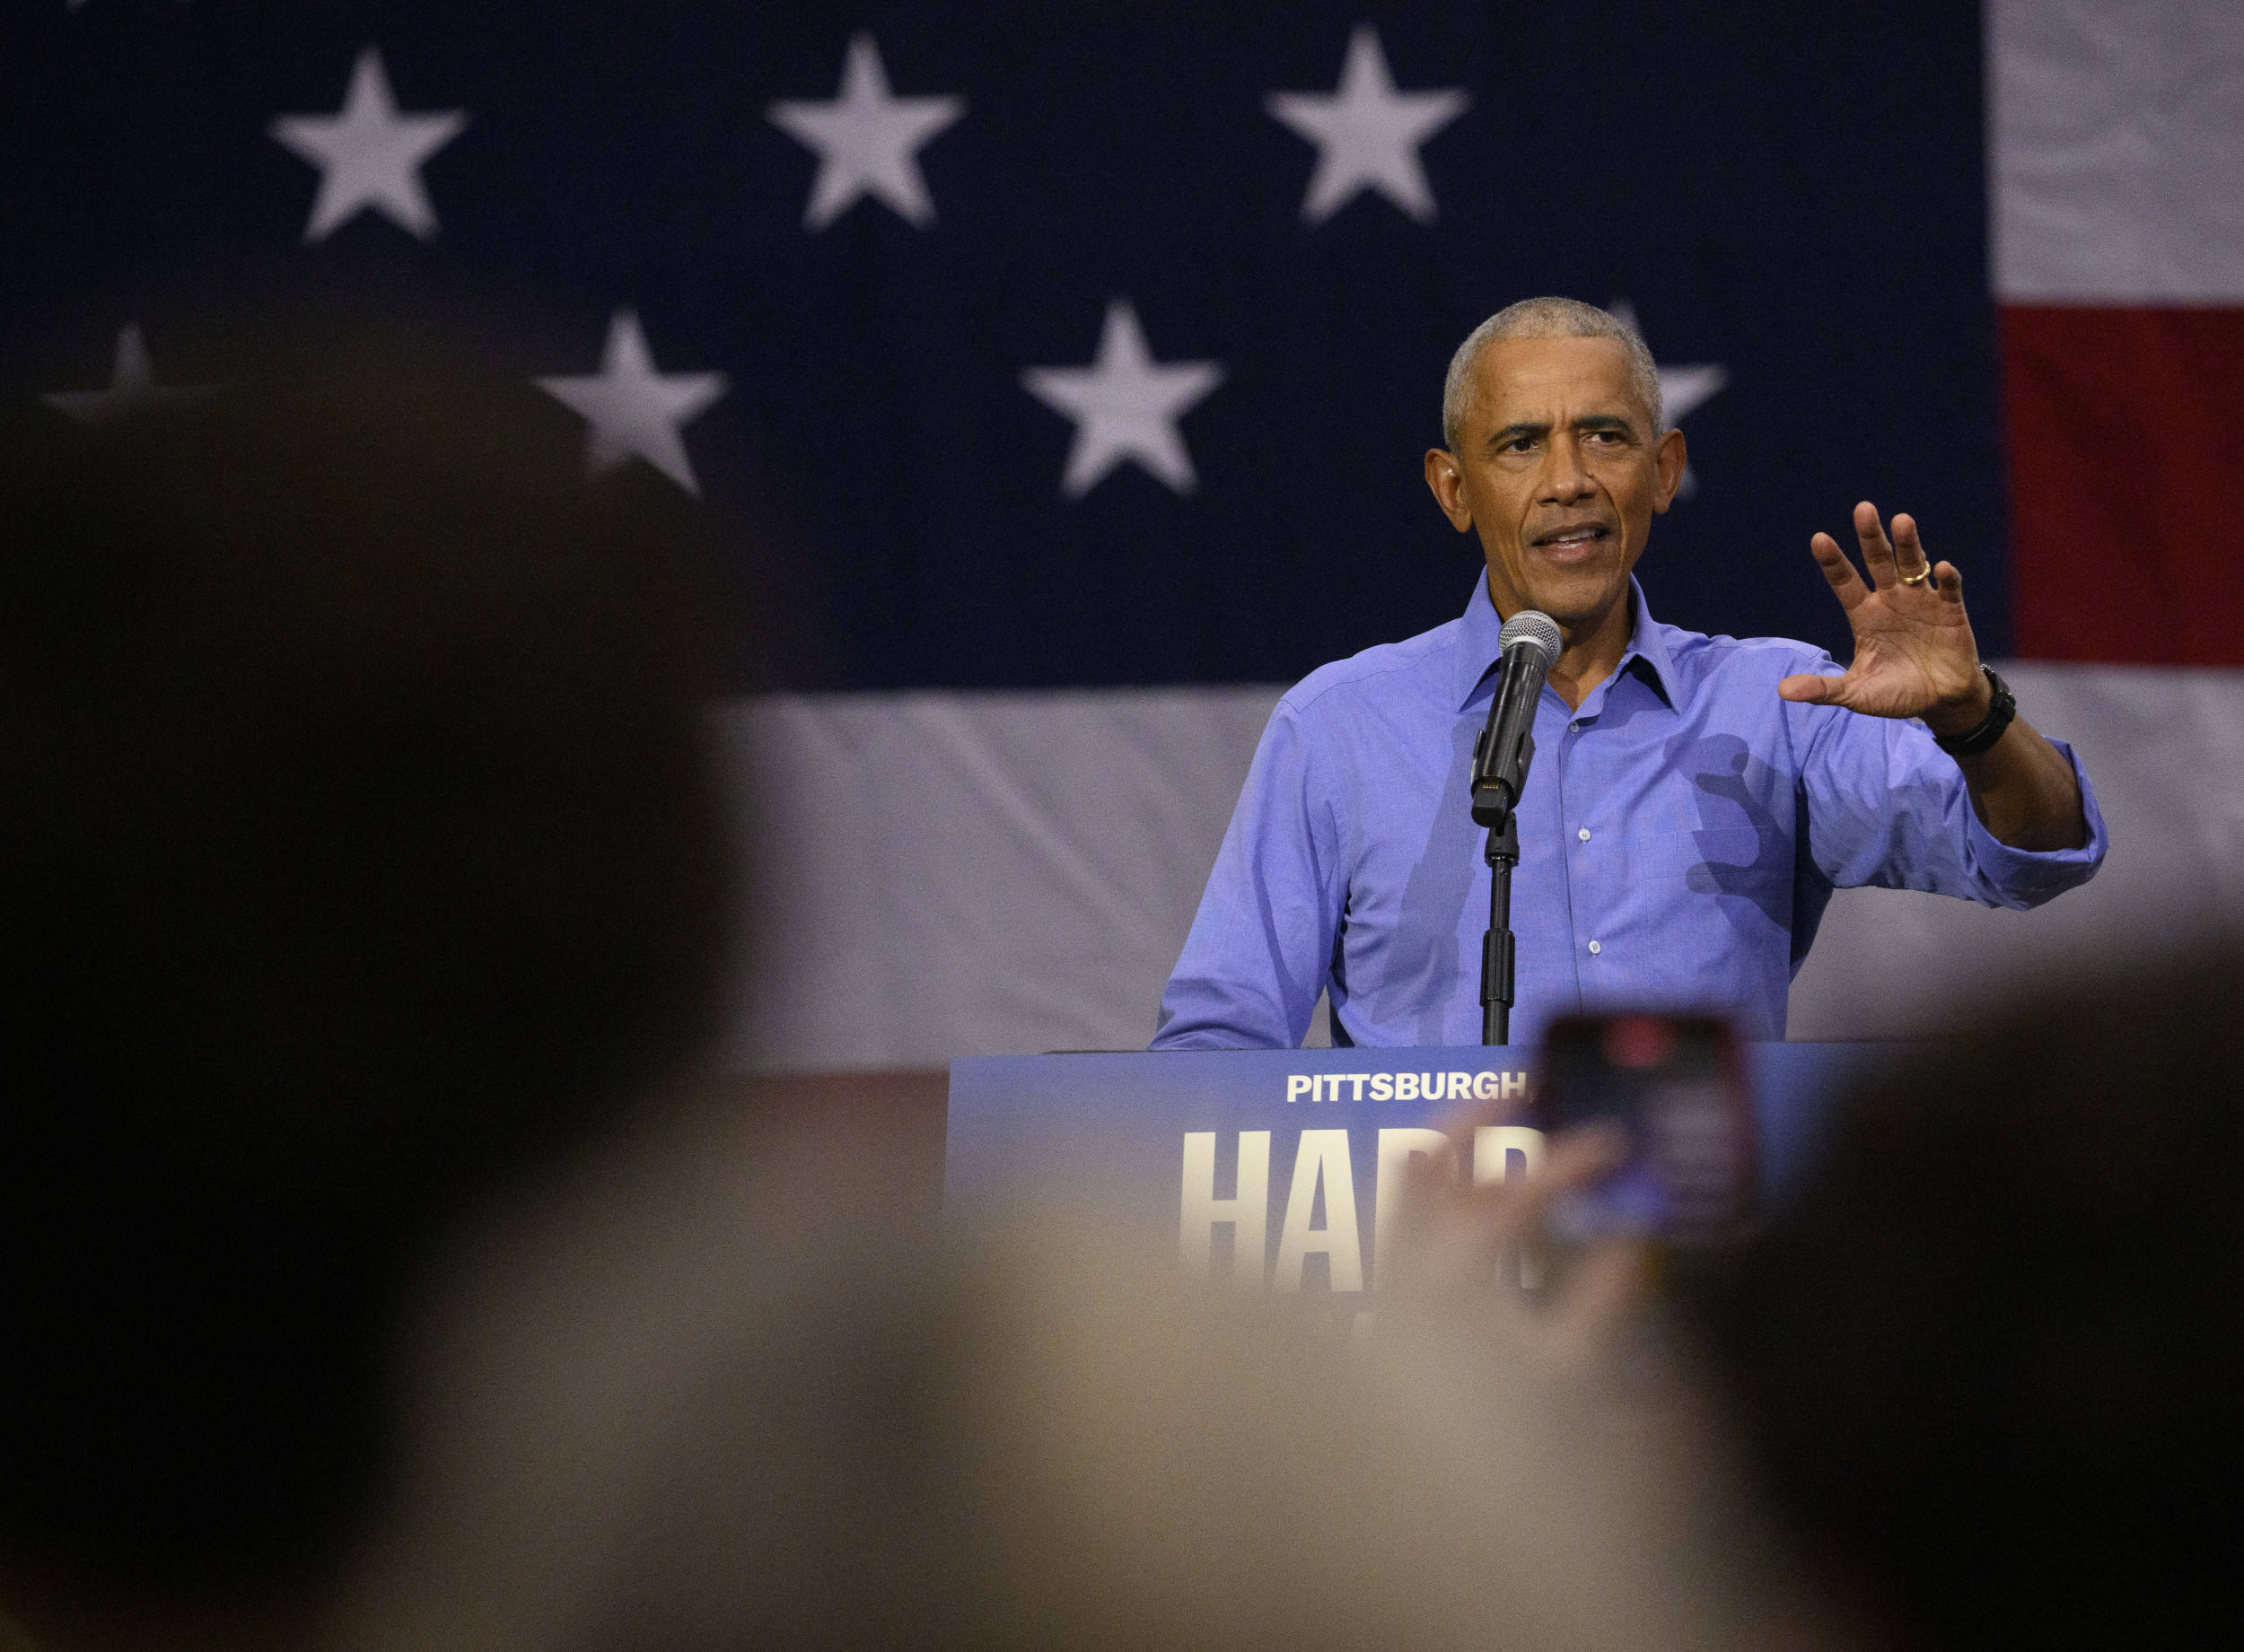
[946,1044,1888,1297]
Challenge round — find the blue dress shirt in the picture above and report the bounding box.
[1153,575,2108,1048]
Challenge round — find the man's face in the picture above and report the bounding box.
[1424,336,1686,638]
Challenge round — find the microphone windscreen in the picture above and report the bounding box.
[1496,609,1562,665]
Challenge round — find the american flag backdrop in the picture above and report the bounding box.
[9,1,2243,1068]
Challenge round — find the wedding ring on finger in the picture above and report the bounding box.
[1897,564,1931,587]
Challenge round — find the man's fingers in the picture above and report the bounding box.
[1434,1124,1627,1263]
[1935,560,1966,605]
[1388,1124,1626,1289]
[1808,531,1867,612]
[1891,512,1933,585]
[1853,500,1898,588]
[1478,1124,1629,1244]
[1777,670,1845,704]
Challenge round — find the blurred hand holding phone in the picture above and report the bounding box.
[1375,1013,1753,1377]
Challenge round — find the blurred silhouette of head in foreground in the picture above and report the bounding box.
[0,366,731,1644]
[1689,953,2244,1651]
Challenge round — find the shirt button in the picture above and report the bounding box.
[1577,827,1591,842]
[1588,940,1602,956]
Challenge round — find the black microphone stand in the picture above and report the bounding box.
[1470,707,1533,1046]
[1478,809,1520,1046]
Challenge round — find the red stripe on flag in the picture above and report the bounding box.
[2003,304,2244,665]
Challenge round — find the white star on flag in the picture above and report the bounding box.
[535,310,729,497]
[1266,24,1468,225]
[270,48,467,241]
[768,33,966,232]
[1611,300,1728,498]
[1022,300,1225,498]
[42,324,217,421]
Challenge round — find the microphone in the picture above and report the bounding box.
[1471,610,1562,828]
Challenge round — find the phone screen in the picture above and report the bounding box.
[1533,1014,1755,1246]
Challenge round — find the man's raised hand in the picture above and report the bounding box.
[1776,501,1992,731]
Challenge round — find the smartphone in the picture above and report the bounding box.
[1532,1013,1755,1246]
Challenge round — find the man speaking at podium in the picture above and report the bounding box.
[1153,298,2106,1049]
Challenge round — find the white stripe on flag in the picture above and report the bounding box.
[1992,0,2244,302]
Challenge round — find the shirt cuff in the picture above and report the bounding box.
[1960,736,2108,906]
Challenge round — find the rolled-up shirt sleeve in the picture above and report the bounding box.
[1153,699,1342,1049]
[1793,681,2108,908]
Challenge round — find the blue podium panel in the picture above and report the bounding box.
[945,1045,1889,1296]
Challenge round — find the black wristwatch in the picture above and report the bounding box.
[1932,665,2016,758]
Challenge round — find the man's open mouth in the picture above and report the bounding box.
[1532,523,1610,551]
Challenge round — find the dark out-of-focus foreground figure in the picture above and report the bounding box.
[1689,956,2244,1650]
[343,1159,1804,1652]
[0,369,732,1650]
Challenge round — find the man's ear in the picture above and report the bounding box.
[1424,448,1473,531]
[1652,428,1687,511]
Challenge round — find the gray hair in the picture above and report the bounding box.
[1442,298,1662,450]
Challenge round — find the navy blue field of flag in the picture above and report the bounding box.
[3,3,2006,691]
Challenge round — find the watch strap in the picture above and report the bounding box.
[1933,665,2016,758]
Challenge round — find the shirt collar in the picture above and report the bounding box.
[1452,573,1677,712]
[1617,579,1678,708]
